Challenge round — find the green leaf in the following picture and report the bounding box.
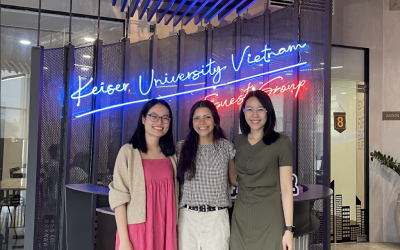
[370,151,400,177]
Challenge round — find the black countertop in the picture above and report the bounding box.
[66,183,110,195]
[294,184,333,202]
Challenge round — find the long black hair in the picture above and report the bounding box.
[239,90,279,145]
[177,100,226,183]
[129,99,175,157]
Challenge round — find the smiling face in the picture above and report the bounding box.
[142,103,170,139]
[244,96,268,132]
[192,107,215,142]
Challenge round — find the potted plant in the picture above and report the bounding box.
[370,150,400,237]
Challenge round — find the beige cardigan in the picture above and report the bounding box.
[108,144,179,225]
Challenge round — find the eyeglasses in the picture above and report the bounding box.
[243,107,268,115]
[147,114,171,124]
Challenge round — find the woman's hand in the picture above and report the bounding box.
[119,239,134,250]
[282,231,294,250]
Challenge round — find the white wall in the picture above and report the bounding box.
[333,0,400,243]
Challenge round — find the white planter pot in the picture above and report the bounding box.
[397,193,400,237]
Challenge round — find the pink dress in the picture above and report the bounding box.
[115,158,177,250]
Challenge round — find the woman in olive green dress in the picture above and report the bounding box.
[229,90,294,250]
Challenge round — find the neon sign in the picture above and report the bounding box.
[232,43,308,71]
[71,77,129,107]
[70,43,310,118]
[74,62,307,118]
[203,77,307,109]
[140,58,227,95]
[71,43,307,104]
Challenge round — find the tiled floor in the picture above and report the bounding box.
[332,242,400,250]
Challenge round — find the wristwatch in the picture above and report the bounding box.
[285,226,296,233]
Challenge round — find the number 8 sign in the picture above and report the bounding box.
[334,112,346,133]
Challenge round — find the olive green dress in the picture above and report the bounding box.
[230,134,293,250]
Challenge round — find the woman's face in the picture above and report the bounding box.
[192,107,215,140]
[142,103,171,139]
[244,97,268,132]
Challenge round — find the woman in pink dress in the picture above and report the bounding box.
[109,99,178,250]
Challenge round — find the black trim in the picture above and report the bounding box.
[177,29,185,141]
[37,0,42,46]
[323,0,333,249]
[24,46,44,250]
[97,0,101,39]
[149,34,158,99]
[60,44,74,250]
[88,39,103,250]
[121,38,131,145]
[263,9,270,83]
[233,16,242,139]
[91,39,103,185]
[331,44,367,51]
[364,48,370,240]
[205,25,213,96]
[292,0,299,175]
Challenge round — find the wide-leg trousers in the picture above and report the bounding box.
[178,207,230,250]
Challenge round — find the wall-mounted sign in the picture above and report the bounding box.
[334,112,346,133]
[71,43,311,118]
[382,111,400,120]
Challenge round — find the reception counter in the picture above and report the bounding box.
[65,184,113,250]
[293,184,333,248]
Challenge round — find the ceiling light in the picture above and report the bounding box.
[1,74,26,81]
[341,92,346,95]
[20,40,31,45]
[331,66,344,69]
[83,55,91,58]
[84,37,95,42]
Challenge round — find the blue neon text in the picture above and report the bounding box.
[71,76,129,106]
[231,43,308,71]
[71,43,308,107]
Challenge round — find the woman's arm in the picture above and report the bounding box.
[228,159,238,186]
[114,205,133,250]
[279,166,294,250]
[109,146,134,250]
